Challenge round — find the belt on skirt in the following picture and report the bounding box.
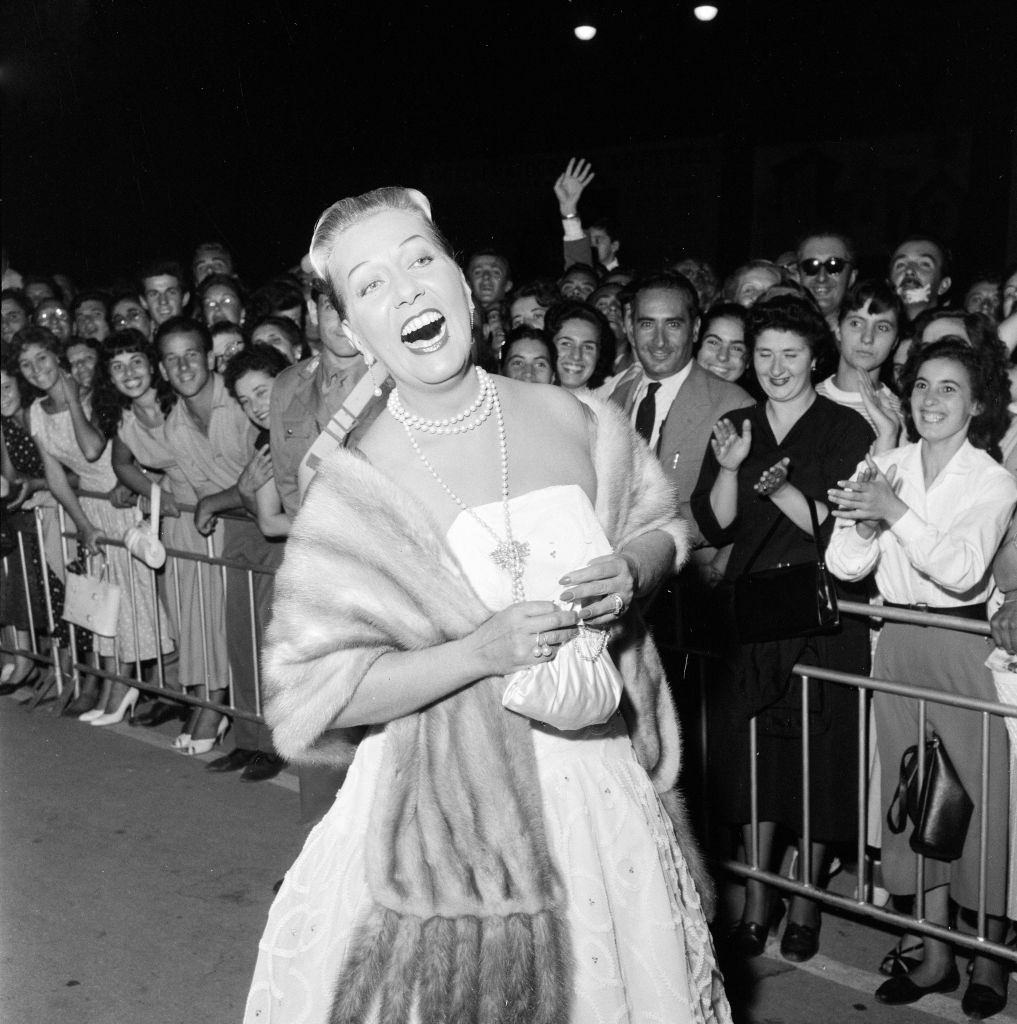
[883,601,988,622]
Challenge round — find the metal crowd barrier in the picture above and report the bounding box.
[692,598,1017,966]
[4,499,1017,966]
[0,492,274,723]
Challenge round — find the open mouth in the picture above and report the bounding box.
[400,309,447,353]
[769,375,791,387]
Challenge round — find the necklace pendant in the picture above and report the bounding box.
[490,538,530,572]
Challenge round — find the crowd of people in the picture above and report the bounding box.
[3,159,1017,1021]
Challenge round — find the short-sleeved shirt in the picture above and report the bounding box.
[162,375,255,498]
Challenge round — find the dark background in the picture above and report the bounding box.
[3,0,1016,289]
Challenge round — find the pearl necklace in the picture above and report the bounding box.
[396,375,529,604]
[388,367,493,435]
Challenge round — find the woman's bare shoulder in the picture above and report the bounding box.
[495,377,589,440]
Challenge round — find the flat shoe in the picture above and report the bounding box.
[205,748,256,773]
[133,700,187,728]
[781,921,820,963]
[62,693,100,717]
[881,939,924,977]
[728,900,785,958]
[240,753,286,783]
[962,981,1008,1020]
[876,964,960,1005]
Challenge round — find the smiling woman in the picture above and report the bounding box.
[690,294,875,965]
[244,186,731,1024]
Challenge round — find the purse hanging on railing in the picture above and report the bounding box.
[886,731,973,862]
[732,495,839,644]
[123,481,166,569]
[501,617,623,731]
[62,553,122,638]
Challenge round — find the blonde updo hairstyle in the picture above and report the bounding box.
[308,187,452,319]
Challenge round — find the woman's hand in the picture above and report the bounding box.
[77,522,103,556]
[753,457,790,498]
[194,496,218,537]
[857,371,900,451]
[828,456,905,533]
[711,416,752,471]
[554,157,595,217]
[106,482,137,508]
[5,478,36,511]
[52,370,81,407]
[238,446,273,508]
[559,552,635,626]
[468,601,579,677]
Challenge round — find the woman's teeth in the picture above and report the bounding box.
[401,311,446,350]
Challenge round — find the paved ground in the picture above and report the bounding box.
[1,695,1014,1024]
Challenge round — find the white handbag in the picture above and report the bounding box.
[123,481,166,569]
[62,554,122,638]
[501,619,622,731]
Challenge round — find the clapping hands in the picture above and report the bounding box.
[711,417,752,471]
[827,454,906,535]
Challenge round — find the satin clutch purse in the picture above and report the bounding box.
[502,620,622,731]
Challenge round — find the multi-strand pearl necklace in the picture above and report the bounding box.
[390,368,530,603]
[388,367,493,435]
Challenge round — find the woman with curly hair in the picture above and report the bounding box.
[97,329,228,749]
[827,337,1016,1017]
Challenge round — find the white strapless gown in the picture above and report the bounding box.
[245,485,731,1024]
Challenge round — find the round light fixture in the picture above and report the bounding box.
[693,4,719,20]
[574,24,597,41]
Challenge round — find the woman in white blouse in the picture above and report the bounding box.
[827,336,1016,1018]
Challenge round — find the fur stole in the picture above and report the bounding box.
[263,396,708,1023]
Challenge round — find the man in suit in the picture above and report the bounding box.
[607,272,753,542]
[608,272,753,815]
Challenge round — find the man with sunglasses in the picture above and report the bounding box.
[795,232,857,331]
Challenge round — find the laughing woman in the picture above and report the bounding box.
[244,188,730,1024]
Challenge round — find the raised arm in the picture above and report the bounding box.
[53,372,106,462]
[554,157,595,269]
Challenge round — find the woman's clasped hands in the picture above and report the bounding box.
[827,454,905,537]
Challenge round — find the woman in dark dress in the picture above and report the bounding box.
[690,295,874,962]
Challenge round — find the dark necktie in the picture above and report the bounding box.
[634,381,660,443]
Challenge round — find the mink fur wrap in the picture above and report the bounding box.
[264,397,709,1024]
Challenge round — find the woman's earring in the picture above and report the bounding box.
[365,355,383,397]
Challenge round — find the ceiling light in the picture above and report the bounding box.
[574,24,597,41]
[694,4,719,20]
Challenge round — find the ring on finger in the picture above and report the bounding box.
[610,593,624,617]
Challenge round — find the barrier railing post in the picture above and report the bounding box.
[977,711,989,939]
[915,699,927,921]
[856,684,867,903]
[749,714,759,869]
[247,569,261,717]
[800,673,811,889]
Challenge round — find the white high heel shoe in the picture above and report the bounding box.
[90,687,139,726]
[182,715,229,756]
[78,707,106,722]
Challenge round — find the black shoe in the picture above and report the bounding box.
[780,921,821,963]
[61,693,99,717]
[205,748,256,773]
[240,753,286,782]
[729,900,785,958]
[962,981,1008,1020]
[875,964,961,1005]
[133,700,187,728]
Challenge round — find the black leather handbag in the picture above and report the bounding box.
[733,497,839,644]
[886,732,973,862]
